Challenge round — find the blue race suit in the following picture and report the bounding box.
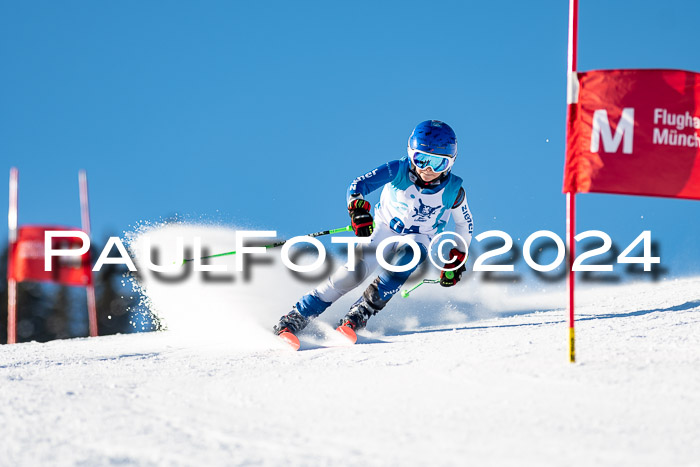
[294,156,474,319]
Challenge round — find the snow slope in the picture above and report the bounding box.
[1,225,699,466]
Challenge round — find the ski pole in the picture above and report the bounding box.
[400,271,453,298]
[181,225,353,263]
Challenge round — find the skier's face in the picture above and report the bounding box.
[415,166,441,182]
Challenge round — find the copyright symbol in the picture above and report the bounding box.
[428,231,468,271]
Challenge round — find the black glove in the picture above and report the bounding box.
[348,199,374,237]
[440,248,467,287]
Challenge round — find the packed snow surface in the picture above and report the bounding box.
[1,225,699,466]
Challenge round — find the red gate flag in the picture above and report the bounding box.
[8,225,93,286]
[563,69,700,199]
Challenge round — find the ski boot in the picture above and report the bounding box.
[336,302,375,344]
[274,308,309,350]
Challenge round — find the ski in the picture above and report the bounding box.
[278,331,300,351]
[335,324,357,344]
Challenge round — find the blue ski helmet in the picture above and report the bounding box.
[408,120,458,158]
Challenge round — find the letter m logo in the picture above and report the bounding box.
[590,108,635,154]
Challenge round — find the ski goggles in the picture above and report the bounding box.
[409,149,454,173]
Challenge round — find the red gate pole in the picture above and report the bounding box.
[566,0,579,363]
[79,170,98,337]
[7,168,19,344]
[567,193,576,362]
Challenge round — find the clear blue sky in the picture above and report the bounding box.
[2,0,699,278]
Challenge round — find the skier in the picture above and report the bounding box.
[274,120,474,343]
